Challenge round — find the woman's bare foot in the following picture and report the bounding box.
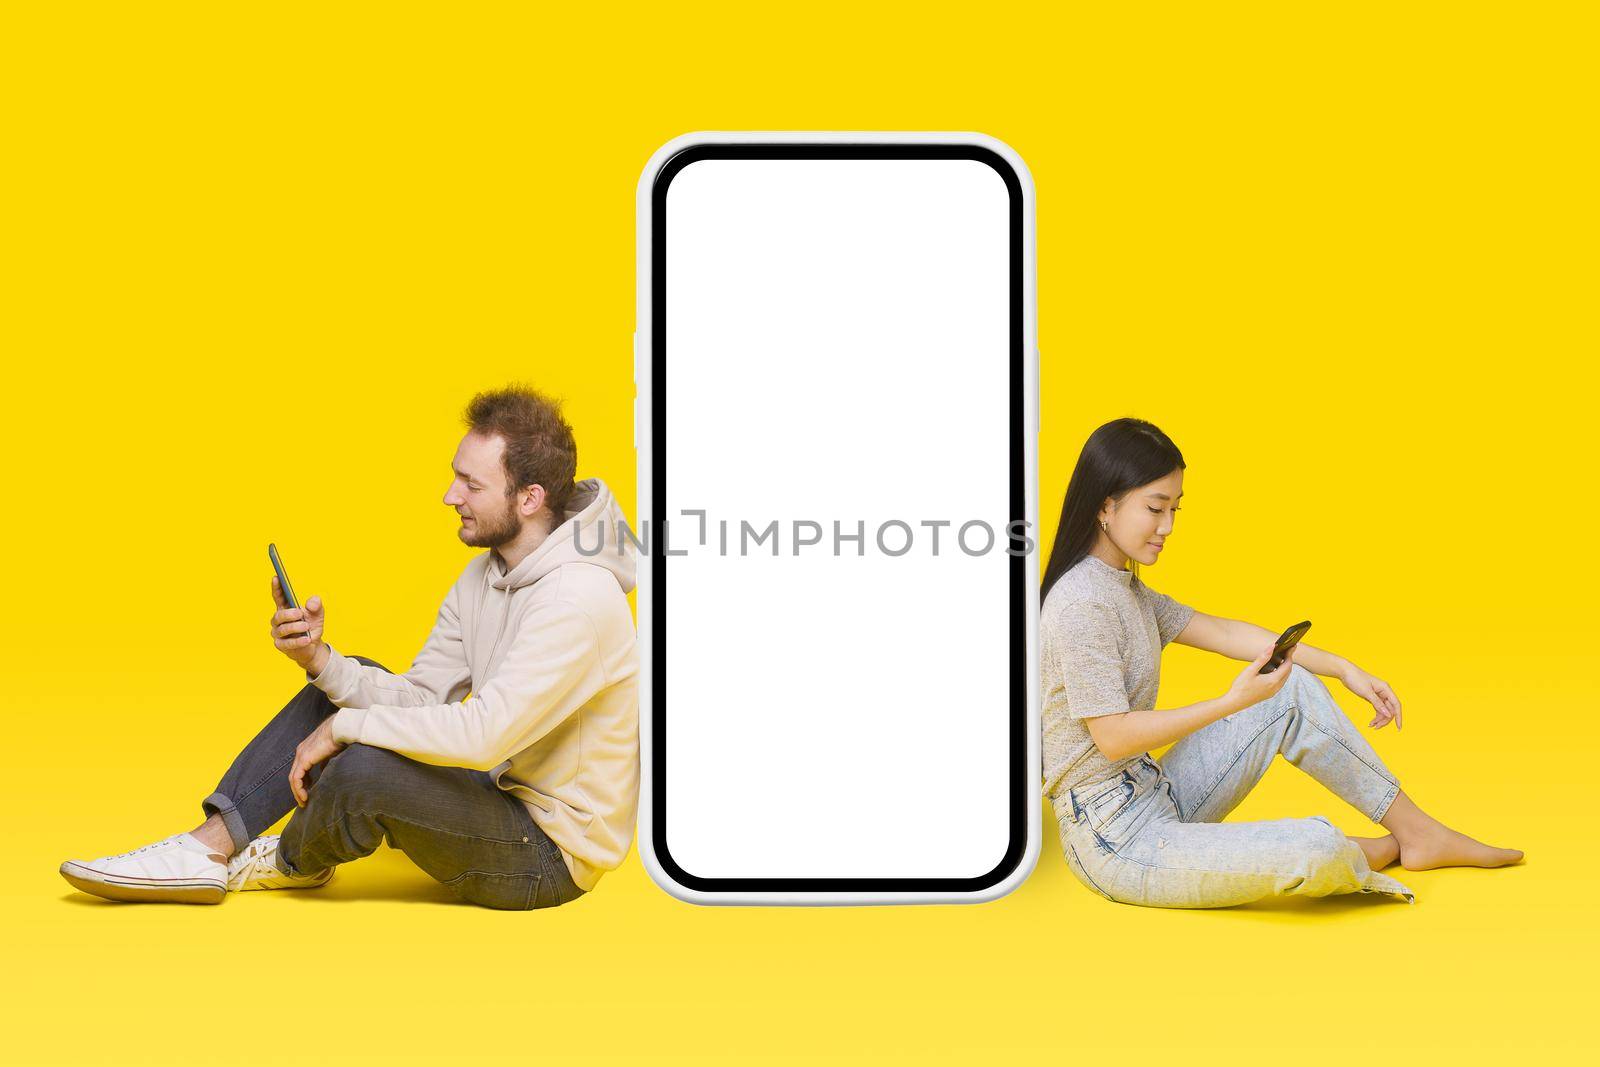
[1398,828,1523,871]
[1351,834,1400,870]
[1381,790,1522,871]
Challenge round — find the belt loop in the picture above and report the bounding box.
[1068,788,1084,824]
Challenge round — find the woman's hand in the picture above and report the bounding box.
[1224,641,1296,712]
[1340,663,1403,730]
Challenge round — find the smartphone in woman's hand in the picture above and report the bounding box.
[1260,620,1311,673]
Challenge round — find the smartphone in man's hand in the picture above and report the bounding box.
[268,543,325,673]
[268,543,299,610]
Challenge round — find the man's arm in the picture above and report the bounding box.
[309,581,472,709]
[327,599,607,771]
[1172,611,1351,680]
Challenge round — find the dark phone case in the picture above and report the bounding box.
[268,543,299,611]
[1260,620,1311,673]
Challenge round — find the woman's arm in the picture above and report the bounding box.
[1174,611,1403,729]
[1173,611,1351,681]
[1085,694,1243,762]
[1085,641,1291,761]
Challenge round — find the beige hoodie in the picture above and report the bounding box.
[311,477,639,892]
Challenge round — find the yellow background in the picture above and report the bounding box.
[3,3,1595,1062]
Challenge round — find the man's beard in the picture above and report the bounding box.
[458,500,523,548]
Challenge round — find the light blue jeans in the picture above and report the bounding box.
[1053,664,1416,907]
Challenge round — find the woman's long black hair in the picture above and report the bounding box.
[1040,418,1186,605]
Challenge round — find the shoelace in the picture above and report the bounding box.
[104,838,178,861]
[229,837,282,887]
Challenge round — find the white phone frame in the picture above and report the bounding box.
[635,131,1040,905]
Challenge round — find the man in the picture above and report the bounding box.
[60,385,639,909]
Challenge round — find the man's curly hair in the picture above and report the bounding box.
[463,384,578,518]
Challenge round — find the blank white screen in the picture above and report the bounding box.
[664,157,1012,879]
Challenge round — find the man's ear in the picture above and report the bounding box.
[520,484,546,517]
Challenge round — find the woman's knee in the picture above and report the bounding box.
[1291,662,1345,702]
[1285,664,1341,721]
[1233,666,1327,724]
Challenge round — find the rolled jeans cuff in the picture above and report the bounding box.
[1370,778,1400,824]
[201,791,251,854]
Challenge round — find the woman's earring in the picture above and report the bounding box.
[1099,520,1108,532]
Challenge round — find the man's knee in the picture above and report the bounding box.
[329,742,401,778]
[316,743,406,805]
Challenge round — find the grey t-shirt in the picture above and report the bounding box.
[1041,553,1197,800]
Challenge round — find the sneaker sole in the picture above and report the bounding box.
[60,862,227,905]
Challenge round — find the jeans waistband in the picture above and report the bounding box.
[1060,755,1166,826]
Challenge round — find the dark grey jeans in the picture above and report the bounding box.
[200,655,584,910]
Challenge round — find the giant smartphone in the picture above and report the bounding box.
[636,132,1039,904]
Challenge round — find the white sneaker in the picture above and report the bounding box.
[60,833,229,904]
[226,834,334,892]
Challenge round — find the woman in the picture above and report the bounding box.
[1041,418,1520,907]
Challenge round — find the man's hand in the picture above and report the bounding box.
[289,715,346,807]
[270,575,328,675]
